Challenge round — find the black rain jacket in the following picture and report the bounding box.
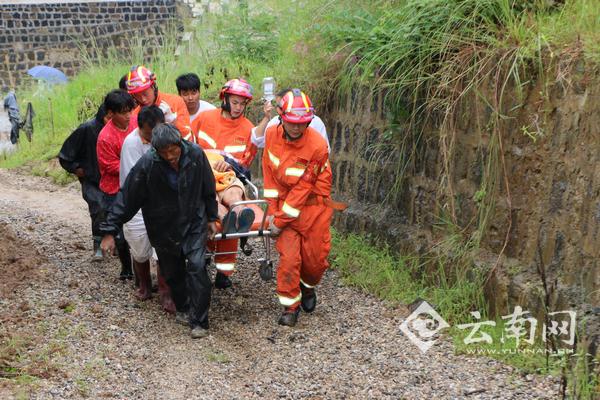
[58,110,104,185]
[100,140,218,253]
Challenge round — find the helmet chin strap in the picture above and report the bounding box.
[152,84,158,104]
[221,94,231,113]
[283,125,302,141]
[221,95,247,119]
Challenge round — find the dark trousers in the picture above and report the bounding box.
[155,231,211,329]
[81,180,103,239]
[100,193,127,245]
[101,192,131,270]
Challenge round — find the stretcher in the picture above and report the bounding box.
[205,179,275,281]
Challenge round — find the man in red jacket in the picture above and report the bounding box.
[96,89,137,280]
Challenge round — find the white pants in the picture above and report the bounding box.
[123,211,157,263]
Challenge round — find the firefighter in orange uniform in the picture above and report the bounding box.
[259,89,337,327]
[125,65,192,140]
[191,78,258,289]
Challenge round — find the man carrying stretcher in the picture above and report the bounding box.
[192,78,263,289]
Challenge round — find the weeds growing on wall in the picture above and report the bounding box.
[323,0,599,389]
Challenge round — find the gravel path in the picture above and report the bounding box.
[0,168,561,399]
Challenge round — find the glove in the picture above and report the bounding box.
[267,215,282,237]
[159,101,177,123]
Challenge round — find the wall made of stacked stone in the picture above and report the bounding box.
[0,0,181,88]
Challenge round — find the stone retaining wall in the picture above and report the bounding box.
[322,66,600,340]
[0,0,183,88]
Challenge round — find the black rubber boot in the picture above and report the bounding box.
[278,307,300,327]
[214,272,232,289]
[116,242,133,280]
[300,283,317,313]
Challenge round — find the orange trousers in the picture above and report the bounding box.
[207,238,238,276]
[275,204,333,309]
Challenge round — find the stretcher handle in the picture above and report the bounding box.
[213,230,272,240]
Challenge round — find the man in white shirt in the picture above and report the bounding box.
[120,106,175,313]
[251,88,330,153]
[176,73,216,124]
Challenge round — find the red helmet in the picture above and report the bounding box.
[220,78,253,100]
[278,89,314,124]
[126,65,156,94]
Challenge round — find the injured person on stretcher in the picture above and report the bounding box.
[205,151,255,233]
[204,150,270,289]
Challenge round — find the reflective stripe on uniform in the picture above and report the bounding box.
[282,201,300,218]
[268,150,280,168]
[321,161,329,173]
[215,263,235,272]
[285,167,305,177]
[197,130,217,148]
[183,133,192,140]
[278,293,302,306]
[224,145,246,154]
[300,279,315,288]
[263,188,279,198]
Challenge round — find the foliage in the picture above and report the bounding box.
[331,228,485,323]
[0,0,348,171]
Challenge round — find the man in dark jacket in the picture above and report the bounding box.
[59,104,108,259]
[100,124,219,338]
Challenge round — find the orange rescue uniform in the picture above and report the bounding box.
[191,108,257,168]
[193,108,257,275]
[132,91,192,140]
[262,124,332,309]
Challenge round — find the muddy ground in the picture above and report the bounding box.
[0,168,561,399]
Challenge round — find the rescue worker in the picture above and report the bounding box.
[119,106,175,314]
[252,88,330,153]
[125,65,192,140]
[175,73,216,123]
[259,89,342,327]
[96,89,137,280]
[192,78,260,289]
[100,124,219,339]
[59,104,108,260]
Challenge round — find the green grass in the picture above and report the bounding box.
[0,0,345,174]
[331,227,589,378]
[331,228,485,324]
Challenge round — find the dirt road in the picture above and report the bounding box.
[0,168,560,399]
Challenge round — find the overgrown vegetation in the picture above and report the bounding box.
[0,0,342,172]
[331,229,485,323]
[324,3,599,394]
[1,0,599,395]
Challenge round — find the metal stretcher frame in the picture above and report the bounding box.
[206,180,274,281]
